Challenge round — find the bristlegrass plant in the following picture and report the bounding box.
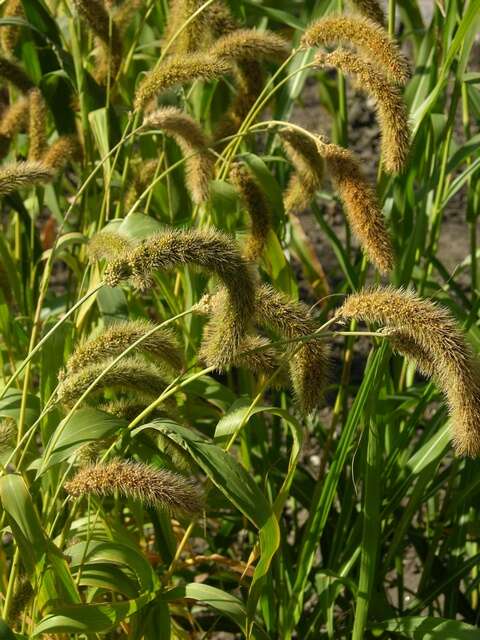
[0,1,479,638]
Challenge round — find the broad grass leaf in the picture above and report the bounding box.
[103,213,164,241]
[369,616,480,638]
[76,565,139,598]
[0,389,39,427]
[38,408,127,474]
[32,593,156,636]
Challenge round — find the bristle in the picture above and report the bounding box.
[348,0,385,25]
[316,137,393,273]
[279,128,325,214]
[88,230,135,262]
[104,228,256,370]
[336,287,480,457]
[1,0,24,55]
[233,334,287,385]
[73,0,122,82]
[315,49,410,173]
[99,398,150,421]
[229,162,270,261]
[254,284,330,413]
[209,28,290,63]
[302,14,410,85]
[134,53,231,111]
[0,161,54,195]
[113,0,142,35]
[56,355,170,408]
[0,55,34,92]
[64,458,203,513]
[42,135,82,171]
[0,96,29,159]
[124,158,159,211]
[65,320,183,374]
[27,88,48,161]
[206,1,238,37]
[143,107,213,203]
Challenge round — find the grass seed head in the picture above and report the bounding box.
[65,320,183,374]
[316,137,394,272]
[42,135,82,171]
[0,161,54,196]
[348,0,385,25]
[229,162,271,261]
[209,28,290,63]
[144,107,213,203]
[163,0,211,55]
[315,49,410,173]
[206,1,239,37]
[1,0,24,55]
[134,53,231,111]
[254,284,330,413]
[0,55,34,92]
[0,96,29,158]
[27,88,48,161]
[56,355,170,408]
[280,128,325,214]
[0,417,16,452]
[65,458,203,514]
[336,287,480,457]
[88,230,135,263]
[124,158,159,211]
[302,14,410,85]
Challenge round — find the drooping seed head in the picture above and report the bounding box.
[209,28,290,63]
[0,161,54,196]
[27,88,48,161]
[42,135,82,171]
[143,107,214,203]
[336,286,480,457]
[56,355,170,408]
[65,458,203,513]
[229,162,270,261]
[0,96,29,158]
[65,319,183,374]
[1,0,24,55]
[302,14,410,85]
[316,137,393,273]
[88,230,135,263]
[134,53,231,111]
[0,55,33,92]
[206,1,239,37]
[279,128,325,214]
[104,229,256,370]
[162,0,211,55]
[314,49,410,173]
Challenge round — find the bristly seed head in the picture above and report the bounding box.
[27,88,48,162]
[65,319,183,375]
[88,230,136,263]
[0,55,34,92]
[42,135,82,171]
[348,0,385,25]
[336,286,480,457]
[316,137,394,273]
[209,28,290,63]
[0,161,54,196]
[64,458,203,514]
[134,53,231,111]
[314,49,410,173]
[143,107,214,203]
[229,162,271,261]
[301,14,410,85]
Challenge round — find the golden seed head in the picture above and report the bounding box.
[134,53,231,111]
[0,161,54,196]
[65,319,183,374]
[124,158,159,211]
[279,128,325,214]
[98,398,151,421]
[314,49,410,173]
[302,14,410,85]
[209,28,290,63]
[163,0,211,55]
[88,230,135,263]
[206,1,239,37]
[27,88,48,161]
[229,162,271,261]
[42,135,82,171]
[64,458,203,513]
[0,96,29,158]
[336,286,480,457]
[1,0,24,55]
[143,107,213,203]
[56,355,170,408]
[316,137,394,273]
